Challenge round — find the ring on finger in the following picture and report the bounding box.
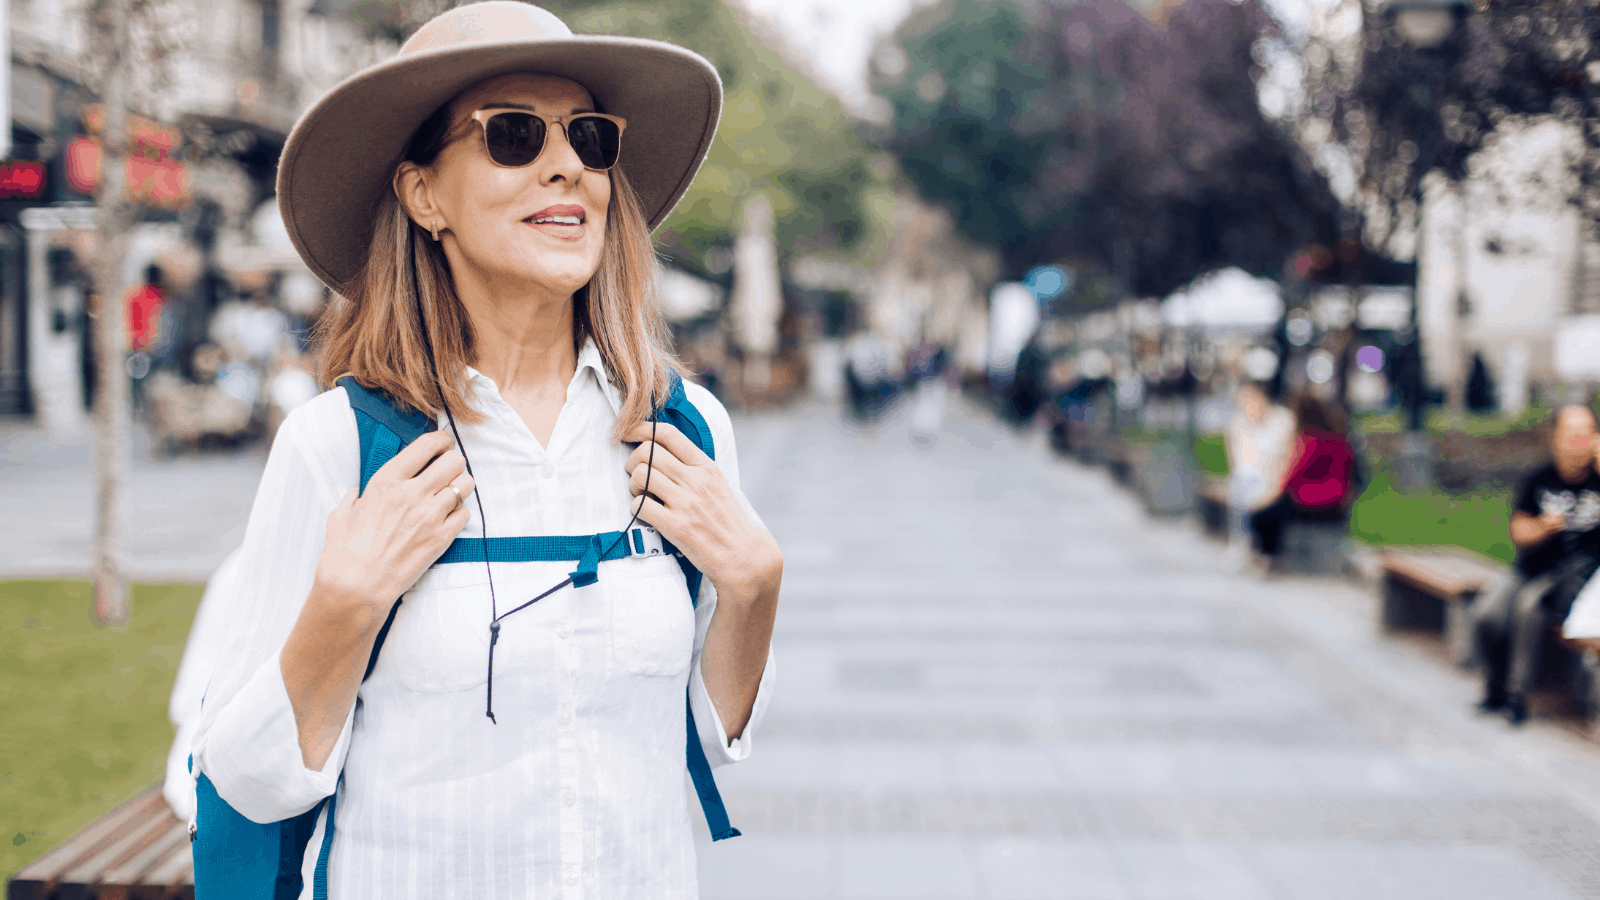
[448,484,463,511]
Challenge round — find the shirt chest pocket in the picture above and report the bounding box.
[388,572,493,694]
[607,555,696,677]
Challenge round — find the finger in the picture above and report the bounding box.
[371,430,455,484]
[624,440,689,480]
[434,472,473,515]
[628,491,674,533]
[414,448,467,492]
[442,497,471,533]
[620,420,710,467]
[629,464,683,506]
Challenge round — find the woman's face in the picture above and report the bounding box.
[411,74,612,301]
[1238,385,1267,424]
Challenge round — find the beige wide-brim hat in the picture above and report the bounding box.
[277,1,722,291]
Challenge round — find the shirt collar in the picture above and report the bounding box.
[574,338,622,414]
[461,337,621,415]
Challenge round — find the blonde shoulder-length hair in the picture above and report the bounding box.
[316,102,683,440]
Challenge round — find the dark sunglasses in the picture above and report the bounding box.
[469,108,627,171]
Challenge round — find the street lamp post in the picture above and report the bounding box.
[1380,0,1469,491]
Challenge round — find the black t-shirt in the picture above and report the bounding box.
[1514,463,1600,576]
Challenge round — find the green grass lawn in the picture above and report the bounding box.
[1,579,201,880]
[1348,472,1516,564]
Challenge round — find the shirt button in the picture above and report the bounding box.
[557,624,572,639]
[559,708,573,725]
[541,463,555,478]
[564,872,578,886]
[562,790,576,806]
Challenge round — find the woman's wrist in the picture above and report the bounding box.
[709,545,783,611]
[307,571,393,634]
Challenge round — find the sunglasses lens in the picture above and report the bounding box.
[567,116,621,170]
[484,112,545,167]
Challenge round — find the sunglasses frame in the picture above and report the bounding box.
[469,108,628,171]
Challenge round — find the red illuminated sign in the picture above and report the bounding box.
[0,161,46,199]
[67,106,189,208]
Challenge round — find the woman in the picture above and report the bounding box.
[192,4,781,896]
[1248,391,1356,564]
[1222,381,1294,569]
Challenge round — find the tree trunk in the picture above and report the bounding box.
[93,0,135,626]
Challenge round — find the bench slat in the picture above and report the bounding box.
[1381,548,1503,600]
[140,849,193,896]
[9,787,167,886]
[60,802,174,887]
[103,815,190,888]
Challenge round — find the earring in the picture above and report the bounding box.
[431,221,440,242]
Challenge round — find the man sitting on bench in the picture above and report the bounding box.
[1473,404,1600,725]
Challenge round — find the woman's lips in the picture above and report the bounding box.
[524,204,587,239]
[523,218,585,240]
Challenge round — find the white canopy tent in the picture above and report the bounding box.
[1160,267,1283,330]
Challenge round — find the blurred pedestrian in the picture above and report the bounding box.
[1222,382,1294,570]
[190,4,778,896]
[843,329,894,420]
[908,341,950,445]
[1004,338,1048,426]
[1248,392,1356,567]
[1474,404,1600,725]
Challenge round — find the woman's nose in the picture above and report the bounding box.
[540,125,587,183]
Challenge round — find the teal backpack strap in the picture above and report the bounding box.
[337,376,437,495]
[656,373,740,841]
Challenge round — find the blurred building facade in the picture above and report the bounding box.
[1416,115,1600,413]
[0,0,395,433]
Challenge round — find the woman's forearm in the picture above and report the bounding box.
[279,582,391,771]
[699,572,780,740]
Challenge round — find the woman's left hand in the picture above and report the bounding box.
[621,422,782,606]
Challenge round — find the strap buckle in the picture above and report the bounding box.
[627,526,666,558]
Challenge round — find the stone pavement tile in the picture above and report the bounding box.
[837,837,980,900]
[978,839,1133,900]
[722,740,956,792]
[1253,840,1583,900]
[698,835,836,900]
[1111,841,1278,900]
[1282,748,1427,795]
[947,743,1069,792]
[1249,841,1413,900]
[1383,843,1584,900]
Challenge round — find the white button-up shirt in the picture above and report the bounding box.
[192,341,774,899]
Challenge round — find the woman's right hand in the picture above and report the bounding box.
[313,429,475,617]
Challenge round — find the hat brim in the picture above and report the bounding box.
[277,36,722,291]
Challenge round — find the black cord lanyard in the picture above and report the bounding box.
[409,250,657,724]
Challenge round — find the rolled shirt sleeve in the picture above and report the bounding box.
[190,389,362,824]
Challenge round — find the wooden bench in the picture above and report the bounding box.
[1194,478,1229,538]
[8,784,193,900]
[1379,546,1506,666]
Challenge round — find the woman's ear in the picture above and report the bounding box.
[394,162,443,233]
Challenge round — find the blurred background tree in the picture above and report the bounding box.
[541,0,881,280]
[871,0,1344,301]
[1303,0,1600,258]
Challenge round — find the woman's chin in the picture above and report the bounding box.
[469,259,598,300]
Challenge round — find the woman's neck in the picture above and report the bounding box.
[456,276,578,397]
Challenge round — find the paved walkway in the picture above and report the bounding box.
[0,420,266,581]
[9,396,1600,898]
[697,394,1600,900]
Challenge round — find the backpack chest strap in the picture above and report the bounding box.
[435,526,673,586]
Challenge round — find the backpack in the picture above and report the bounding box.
[191,373,738,900]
